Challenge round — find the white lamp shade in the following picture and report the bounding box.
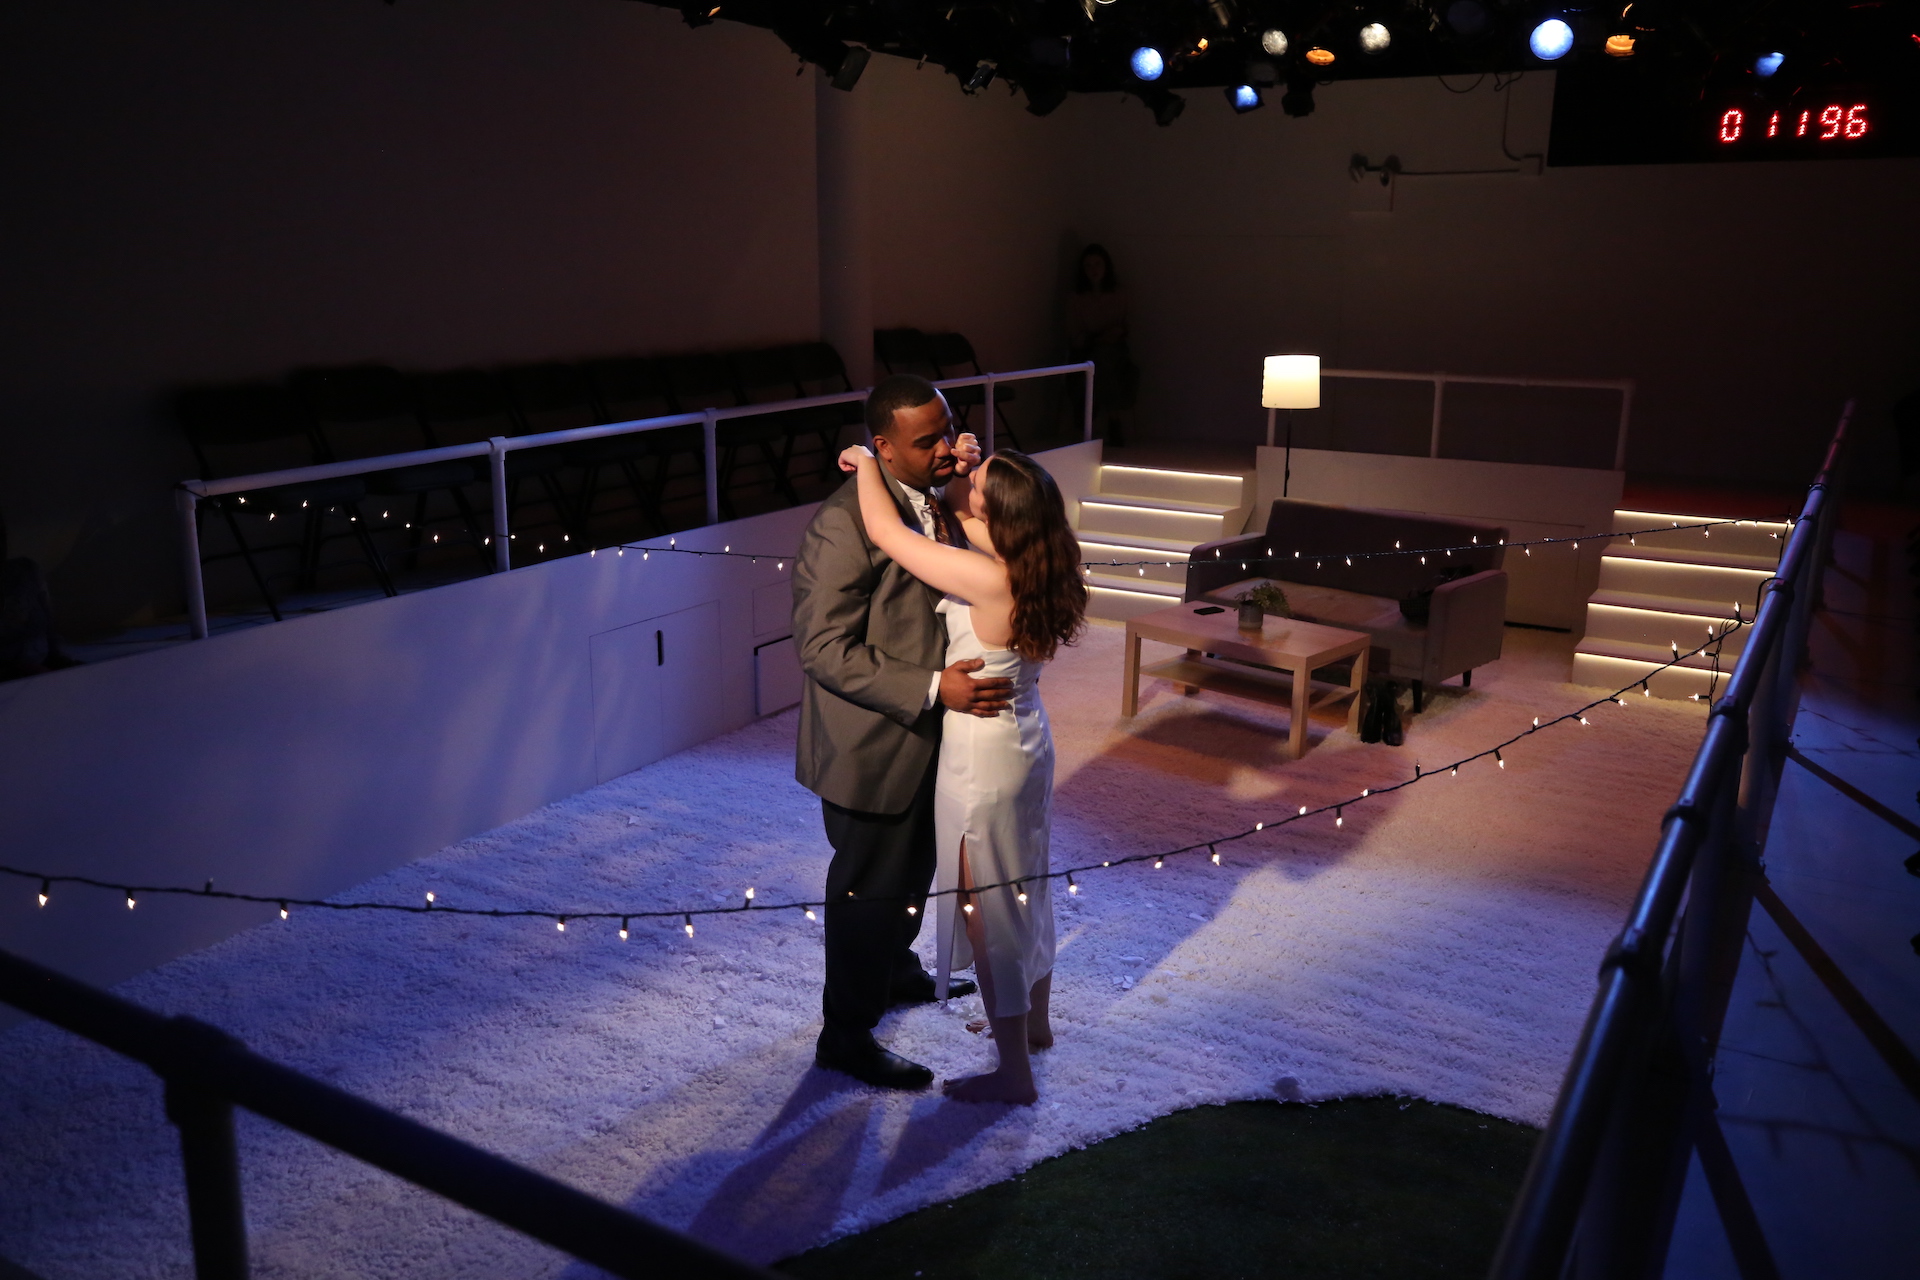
[1262,355,1320,409]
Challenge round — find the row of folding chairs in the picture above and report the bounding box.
[177,343,863,619]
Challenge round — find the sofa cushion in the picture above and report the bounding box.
[1200,577,1406,633]
[1255,498,1507,601]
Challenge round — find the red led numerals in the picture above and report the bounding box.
[1719,101,1870,145]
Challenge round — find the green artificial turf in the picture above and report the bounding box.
[777,1097,1539,1280]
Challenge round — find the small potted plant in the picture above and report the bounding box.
[1237,582,1292,631]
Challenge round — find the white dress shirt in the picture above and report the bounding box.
[900,483,947,711]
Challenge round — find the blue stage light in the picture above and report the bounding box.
[1529,18,1574,60]
[1226,84,1263,113]
[1755,51,1785,78]
[1131,47,1165,81]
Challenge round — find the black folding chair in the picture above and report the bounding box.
[725,347,806,509]
[926,332,1023,451]
[788,341,865,480]
[665,353,753,520]
[176,383,396,618]
[583,356,704,535]
[414,369,577,561]
[289,365,490,573]
[875,327,939,379]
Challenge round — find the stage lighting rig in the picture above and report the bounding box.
[1130,46,1166,80]
[1260,28,1289,56]
[1358,22,1391,55]
[964,59,998,92]
[1226,83,1264,113]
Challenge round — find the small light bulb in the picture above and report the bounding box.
[1362,788,1370,798]
[1335,809,1344,827]
[1153,858,1164,869]
[126,894,136,910]
[556,918,567,932]
[1346,557,1352,566]
[962,902,973,914]
[1496,751,1505,769]
[1580,716,1590,725]
[1532,717,1540,727]
[1394,541,1401,549]
[744,886,756,901]
[1017,892,1029,904]
[804,908,817,921]
[279,902,289,920]
[1068,875,1079,894]
[907,905,917,915]
[1525,547,1531,556]
[1298,805,1307,816]
[684,915,695,937]
[777,562,784,570]
[619,917,630,940]
[1450,766,1457,776]
[38,880,51,908]
[724,545,731,553]
[1210,849,1221,865]
[425,891,436,904]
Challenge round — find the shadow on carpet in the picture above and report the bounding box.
[776,1097,1538,1279]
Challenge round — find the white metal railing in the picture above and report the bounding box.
[176,361,1096,639]
[1273,368,1634,469]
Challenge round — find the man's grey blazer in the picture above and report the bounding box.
[792,469,953,815]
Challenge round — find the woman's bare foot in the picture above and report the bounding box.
[942,1070,1038,1105]
[1028,1016,1054,1051]
[1027,974,1054,1050]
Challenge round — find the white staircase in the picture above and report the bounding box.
[1075,464,1255,621]
[1570,509,1788,699]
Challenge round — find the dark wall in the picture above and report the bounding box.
[1053,72,1920,489]
[0,0,816,634]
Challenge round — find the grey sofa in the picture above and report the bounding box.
[1186,498,1509,712]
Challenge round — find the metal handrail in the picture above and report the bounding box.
[0,945,777,1280]
[1317,367,1635,468]
[175,360,1096,639]
[1488,402,1853,1280]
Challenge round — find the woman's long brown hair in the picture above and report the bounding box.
[980,451,1087,663]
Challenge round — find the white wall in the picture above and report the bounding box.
[0,505,812,1002]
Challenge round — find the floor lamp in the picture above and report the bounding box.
[1263,355,1320,498]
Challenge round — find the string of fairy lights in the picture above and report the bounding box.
[2,617,1746,939]
[560,514,1789,577]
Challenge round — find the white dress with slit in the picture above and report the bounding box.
[933,594,1056,1017]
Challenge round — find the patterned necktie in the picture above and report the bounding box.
[923,490,952,545]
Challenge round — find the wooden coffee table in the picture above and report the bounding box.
[1122,600,1371,760]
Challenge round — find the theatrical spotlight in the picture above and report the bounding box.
[1358,23,1391,54]
[1281,74,1316,117]
[1226,83,1264,113]
[964,60,998,92]
[776,24,870,91]
[1131,46,1166,81]
[1755,51,1786,77]
[1260,29,1289,56]
[1529,18,1575,61]
[1306,47,1336,67]
[1605,33,1634,56]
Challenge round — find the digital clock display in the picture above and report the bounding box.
[1550,63,1919,166]
[1716,102,1869,145]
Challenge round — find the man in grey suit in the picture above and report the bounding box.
[793,375,1010,1089]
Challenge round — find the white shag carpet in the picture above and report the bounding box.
[0,625,1707,1278]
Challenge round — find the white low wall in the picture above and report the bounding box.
[0,445,1093,1005]
[1254,447,1624,632]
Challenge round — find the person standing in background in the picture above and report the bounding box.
[1065,243,1135,447]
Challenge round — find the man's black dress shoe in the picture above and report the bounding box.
[890,974,978,1006]
[815,1028,934,1090]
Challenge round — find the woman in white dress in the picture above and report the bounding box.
[838,444,1086,1104]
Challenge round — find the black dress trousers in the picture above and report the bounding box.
[820,752,939,1034]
